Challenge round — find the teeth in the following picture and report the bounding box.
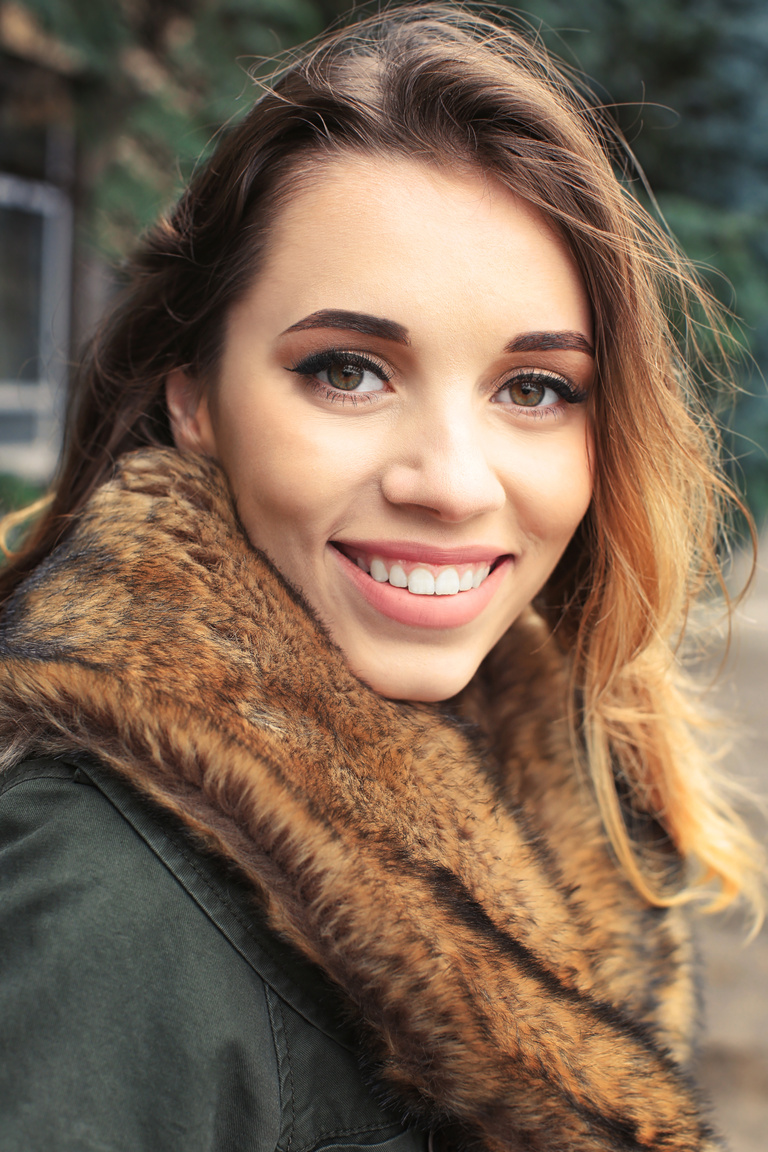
[354,552,498,596]
[459,569,474,592]
[472,565,490,589]
[434,567,460,596]
[370,558,389,583]
[408,568,435,596]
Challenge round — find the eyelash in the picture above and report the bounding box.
[287,349,587,412]
[493,369,588,409]
[287,349,391,404]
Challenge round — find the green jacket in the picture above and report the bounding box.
[0,755,426,1152]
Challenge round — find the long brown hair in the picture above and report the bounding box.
[1,2,763,919]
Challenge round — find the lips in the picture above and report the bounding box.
[334,539,504,565]
[330,541,513,629]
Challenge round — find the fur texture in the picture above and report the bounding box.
[0,449,718,1152]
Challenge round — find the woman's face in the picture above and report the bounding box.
[168,154,594,701]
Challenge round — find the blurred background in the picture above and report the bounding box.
[0,0,765,1146]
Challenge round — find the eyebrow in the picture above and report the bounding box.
[280,310,410,345]
[280,310,594,359]
[504,331,595,357]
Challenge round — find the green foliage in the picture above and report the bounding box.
[20,0,348,252]
[0,473,44,515]
[0,475,46,560]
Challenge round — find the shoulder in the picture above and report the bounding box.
[0,756,282,1150]
[0,756,421,1152]
[0,756,264,1009]
[1,756,205,936]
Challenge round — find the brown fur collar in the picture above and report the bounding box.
[0,449,718,1152]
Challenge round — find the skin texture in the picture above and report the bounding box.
[167,154,594,701]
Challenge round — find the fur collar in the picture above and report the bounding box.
[0,449,718,1152]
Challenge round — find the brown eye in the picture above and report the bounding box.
[508,378,546,406]
[288,350,390,394]
[492,370,586,413]
[327,362,365,391]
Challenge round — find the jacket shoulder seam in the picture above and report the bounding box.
[0,756,83,796]
[66,754,358,1051]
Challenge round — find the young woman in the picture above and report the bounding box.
[0,6,762,1151]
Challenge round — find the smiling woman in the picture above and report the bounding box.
[166,157,594,699]
[0,5,763,1152]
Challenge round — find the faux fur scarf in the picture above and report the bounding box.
[0,449,718,1152]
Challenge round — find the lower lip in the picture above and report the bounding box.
[330,547,513,629]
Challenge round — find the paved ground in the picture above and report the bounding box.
[696,549,768,1151]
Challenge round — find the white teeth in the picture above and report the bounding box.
[358,553,497,595]
[408,568,436,595]
[388,563,408,588]
[370,558,389,583]
[434,567,460,596]
[472,565,490,589]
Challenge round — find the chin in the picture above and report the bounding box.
[354,654,483,703]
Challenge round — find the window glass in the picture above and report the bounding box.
[0,205,43,382]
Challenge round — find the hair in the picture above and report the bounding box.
[1,2,763,920]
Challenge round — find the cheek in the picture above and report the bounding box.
[505,428,593,545]
[223,432,330,545]
[212,389,316,539]
[213,387,378,547]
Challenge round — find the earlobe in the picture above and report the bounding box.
[165,369,217,456]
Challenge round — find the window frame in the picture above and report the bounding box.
[0,170,72,479]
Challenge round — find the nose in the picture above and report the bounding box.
[379,400,507,523]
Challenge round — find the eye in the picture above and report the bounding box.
[288,350,390,393]
[493,370,585,410]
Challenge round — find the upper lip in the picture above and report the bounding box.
[331,539,511,565]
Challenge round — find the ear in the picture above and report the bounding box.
[165,369,217,455]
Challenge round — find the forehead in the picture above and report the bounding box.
[241,152,592,346]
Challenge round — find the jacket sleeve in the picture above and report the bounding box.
[0,767,282,1152]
